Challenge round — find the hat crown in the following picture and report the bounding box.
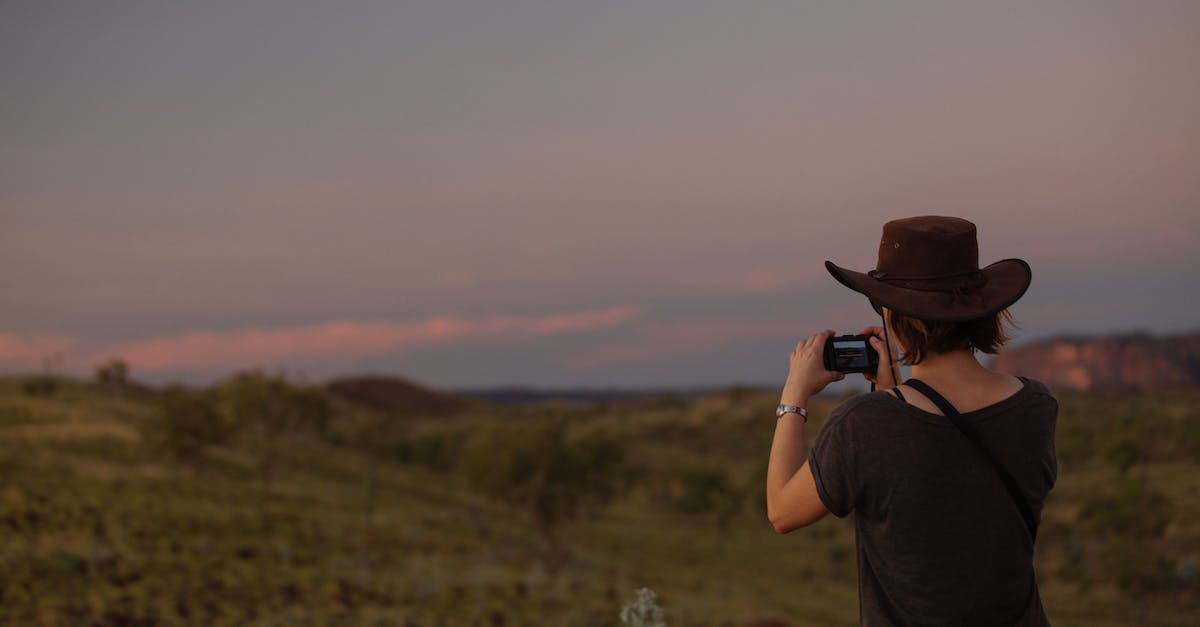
[824,215,1031,322]
[876,216,979,279]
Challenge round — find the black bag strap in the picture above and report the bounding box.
[903,378,1038,544]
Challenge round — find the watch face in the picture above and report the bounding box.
[777,405,804,418]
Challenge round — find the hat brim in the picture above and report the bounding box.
[824,258,1031,322]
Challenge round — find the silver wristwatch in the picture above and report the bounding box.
[776,404,808,422]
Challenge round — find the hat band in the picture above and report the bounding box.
[867,268,988,293]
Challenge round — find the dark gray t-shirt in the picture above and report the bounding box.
[808,377,1058,626]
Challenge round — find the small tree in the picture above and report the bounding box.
[671,465,745,540]
[218,371,333,487]
[351,410,415,526]
[95,358,130,395]
[459,418,628,569]
[143,385,235,468]
[1103,438,1142,475]
[1075,477,1177,593]
[1078,477,1174,540]
[20,376,58,398]
[1100,538,1175,593]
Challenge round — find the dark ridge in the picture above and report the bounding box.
[325,375,468,416]
[454,385,741,405]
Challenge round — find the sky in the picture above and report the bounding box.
[2,1,1198,389]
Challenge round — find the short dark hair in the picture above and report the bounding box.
[887,309,1015,365]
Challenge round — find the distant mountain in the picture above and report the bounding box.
[989,331,1200,392]
[325,375,468,416]
[455,385,727,405]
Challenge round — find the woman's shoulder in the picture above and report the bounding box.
[825,377,1057,428]
[1013,375,1054,397]
[827,390,900,425]
[1009,376,1059,412]
[973,376,1059,430]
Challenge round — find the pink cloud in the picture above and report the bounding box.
[1,306,638,374]
[0,333,76,370]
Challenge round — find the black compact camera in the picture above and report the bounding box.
[823,334,879,374]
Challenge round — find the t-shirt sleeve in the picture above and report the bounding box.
[807,408,858,518]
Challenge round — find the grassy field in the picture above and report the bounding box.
[0,375,1197,626]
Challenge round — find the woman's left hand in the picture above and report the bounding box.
[859,325,899,390]
[781,329,845,405]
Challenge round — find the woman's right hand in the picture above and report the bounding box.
[781,330,845,405]
[859,325,899,389]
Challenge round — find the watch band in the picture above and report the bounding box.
[776,404,808,422]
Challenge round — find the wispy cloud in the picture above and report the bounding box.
[0,306,639,374]
[0,333,76,370]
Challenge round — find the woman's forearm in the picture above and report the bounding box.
[768,330,841,531]
[766,396,808,522]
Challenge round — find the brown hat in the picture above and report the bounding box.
[825,216,1031,322]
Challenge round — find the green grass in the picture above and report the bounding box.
[0,378,1197,625]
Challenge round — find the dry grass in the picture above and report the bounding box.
[0,378,1196,625]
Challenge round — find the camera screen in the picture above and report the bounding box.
[833,339,870,370]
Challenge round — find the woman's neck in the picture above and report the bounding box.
[903,348,1022,412]
[908,349,988,384]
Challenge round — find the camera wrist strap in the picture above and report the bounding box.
[903,377,1038,544]
[879,312,900,387]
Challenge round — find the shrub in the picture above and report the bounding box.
[393,431,463,472]
[673,466,726,514]
[1179,414,1200,465]
[671,465,745,532]
[217,371,334,485]
[20,376,58,398]
[1103,438,1142,474]
[94,358,130,390]
[459,418,628,567]
[143,386,234,466]
[1100,538,1175,593]
[1077,477,1174,540]
[1061,474,1183,596]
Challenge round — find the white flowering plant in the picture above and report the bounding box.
[619,587,666,627]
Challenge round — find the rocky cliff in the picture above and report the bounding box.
[989,331,1200,392]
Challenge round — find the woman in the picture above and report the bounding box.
[766,216,1057,626]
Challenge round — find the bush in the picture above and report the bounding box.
[671,465,745,532]
[1100,538,1176,593]
[142,386,234,466]
[0,403,37,427]
[1103,438,1143,474]
[218,372,334,486]
[1179,414,1200,465]
[1071,476,1180,595]
[459,418,628,567]
[20,376,58,398]
[393,431,463,472]
[673,466,730,515]
[94,358,130,390]
[1077,477,1174,540]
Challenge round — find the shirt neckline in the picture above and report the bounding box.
[884,376,1031,424]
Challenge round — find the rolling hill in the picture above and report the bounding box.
[325,374,469,416]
